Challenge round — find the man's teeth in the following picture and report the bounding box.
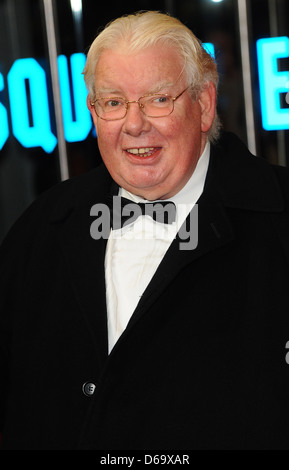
[126,147,155,156]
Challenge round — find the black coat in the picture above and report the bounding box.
[1,132,289,450]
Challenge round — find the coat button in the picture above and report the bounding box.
[82,382,96,396]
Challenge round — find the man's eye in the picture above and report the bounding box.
[105,99,122,108]
[153,96,169,105]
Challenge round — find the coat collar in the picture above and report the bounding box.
[207,132,284,212]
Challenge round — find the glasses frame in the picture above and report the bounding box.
[90,85,191,121]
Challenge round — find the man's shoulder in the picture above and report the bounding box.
[0,164,111,249]
[42,163,111,206]
[210,132,289,212]
[26,163,110,215]
[270,164,289,207]
[213,132,289,178]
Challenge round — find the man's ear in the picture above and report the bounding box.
[198,82,216,134]
[87,95,98,133]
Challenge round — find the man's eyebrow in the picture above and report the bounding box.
[146,81,176,94]
[95,87,123,96]
[95,81,176,97]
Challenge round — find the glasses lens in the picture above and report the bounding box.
[141,94,173,117]
[95,97,126,119]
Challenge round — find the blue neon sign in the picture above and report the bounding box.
[203,42,215,58]
[7,58,57,153]
[0,73,9,150]
[1,53,92,153]
[58,53,92,142]
[257,36,289,131]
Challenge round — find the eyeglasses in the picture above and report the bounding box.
[90,85,191,121]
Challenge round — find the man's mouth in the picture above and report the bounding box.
[125,147,159,157]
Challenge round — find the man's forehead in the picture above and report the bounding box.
[94,46,184,89]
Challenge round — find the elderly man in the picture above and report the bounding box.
[1,11,289,450]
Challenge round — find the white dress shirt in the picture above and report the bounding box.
[105,142,210,352]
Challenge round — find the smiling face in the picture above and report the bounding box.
[88,44,216,200]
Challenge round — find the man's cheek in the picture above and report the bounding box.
[156,118,179,136]
[97,130,115,153]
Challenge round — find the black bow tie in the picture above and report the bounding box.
[106,195,176,230]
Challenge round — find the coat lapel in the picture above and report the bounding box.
[125,178,234,332]
[59,208,108,363]
[49,167,113,363]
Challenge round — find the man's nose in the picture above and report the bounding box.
[122,102,151,136]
